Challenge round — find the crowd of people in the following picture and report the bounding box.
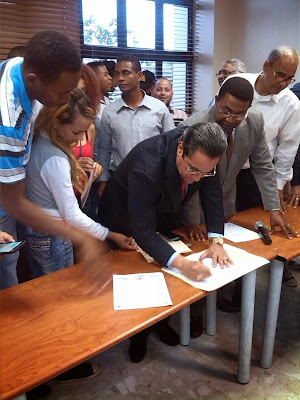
[0,31,299,399]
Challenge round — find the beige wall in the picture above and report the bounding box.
[194,0,300,111]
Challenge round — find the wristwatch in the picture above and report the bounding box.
[209,237,224,245]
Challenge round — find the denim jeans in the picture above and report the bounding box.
[0,214,19,289]
[17,224,74,279]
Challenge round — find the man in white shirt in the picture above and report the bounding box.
[233,45,300,287]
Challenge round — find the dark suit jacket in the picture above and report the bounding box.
[180,106,280,220]
[101,129,224,266]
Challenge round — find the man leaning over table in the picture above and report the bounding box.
[180,76,299,312]
[231,45,300,287]
[101,122,231,363]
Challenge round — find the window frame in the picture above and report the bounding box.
[78,0,194,113]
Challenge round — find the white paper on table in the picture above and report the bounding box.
[81,166,95,208]
[137,239,191,263]
[223,222,261,242]
[162,243,269,291]
[113,272,173,310]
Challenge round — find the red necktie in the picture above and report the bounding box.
[181,179,187,201]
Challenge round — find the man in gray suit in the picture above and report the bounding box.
[180,76,297,240]
[181,76,298,313]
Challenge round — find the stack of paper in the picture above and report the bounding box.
[113,272,172,310]
[162,243,269,291]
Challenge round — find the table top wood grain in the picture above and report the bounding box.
[1,206,299,399]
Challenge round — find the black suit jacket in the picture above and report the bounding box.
[101,129,224,266]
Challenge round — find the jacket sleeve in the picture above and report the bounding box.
[199,172,225,234]
[128,169,176,266]
[249,114,280,210]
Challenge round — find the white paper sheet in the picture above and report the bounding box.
[113,272,173,310]
[162,243,269,291]
[223,222,261,242]
[137,239,191,263]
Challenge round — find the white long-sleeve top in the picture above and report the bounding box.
[25,132,109,240]
[233,72,300,190]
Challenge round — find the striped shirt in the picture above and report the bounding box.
[0,57,41,216]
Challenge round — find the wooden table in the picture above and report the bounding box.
[0,244,211,400]
[1,207,299,398]
[228,206,300,373]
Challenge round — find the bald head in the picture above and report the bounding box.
[154,78,173,106]
[256,45,299,96]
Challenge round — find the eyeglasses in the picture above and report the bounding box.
[269,63,296,84]
[186,164,216,177]
[218,106,246,121]
[216,70,236,77]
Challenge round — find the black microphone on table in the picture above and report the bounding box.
[254,221,272,245]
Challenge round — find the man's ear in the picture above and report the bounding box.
[177,141,184,156]
[137,71,144,81]
[215,95,219,105]
[24,72,40,87]
[262,60,270,73]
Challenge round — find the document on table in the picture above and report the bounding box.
[137,239,191,263]
[113,272,173,310]
[162,243,269,291]
[223,222,261,242]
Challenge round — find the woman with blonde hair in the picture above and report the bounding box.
[19,88,135,279]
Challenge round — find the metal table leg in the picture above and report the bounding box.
[206,291,217,335]
[180,305,190,345]
[237,270,256,384]
[260,257,284,369]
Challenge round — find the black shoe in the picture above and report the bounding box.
[128,337,148,363]
[190,316,203,338]
[282,264,298,287]
[56,362,100,383]
[155,324,179,346]
[26,384,51,400]
[217,297,241,313]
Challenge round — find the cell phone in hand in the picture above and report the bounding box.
[159,231,184,242]
[0,241,25,254]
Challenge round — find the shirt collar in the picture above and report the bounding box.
[253,72,280,104]
[11,60,33,115]
[117,90,153,111]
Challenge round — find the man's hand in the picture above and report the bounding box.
[269,210,299,239]
[185,224,207,241]
[171,254,212,281]
[278,189,287,214]
[200,243,233,268]
[98,181,107,198]
[108,232,137,250]
[0,231,15,243]
[93,162,104,181]
[287,185,300,208]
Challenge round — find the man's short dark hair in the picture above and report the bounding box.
[182,122,227,159]
[87,60,105,72]
[117,55,141,72]
[7,45,26,59]
[103,60,116,77]
[219,76,254,103]
[23,30,81,83]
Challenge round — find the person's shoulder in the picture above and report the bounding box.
[144,94,168,110]
[278,87,300,107]
[182,107,210,126]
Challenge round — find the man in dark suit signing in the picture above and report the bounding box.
[101,122,230,362]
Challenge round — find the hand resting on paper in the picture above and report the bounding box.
[171,253,212,281]
[200,243,233,268]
